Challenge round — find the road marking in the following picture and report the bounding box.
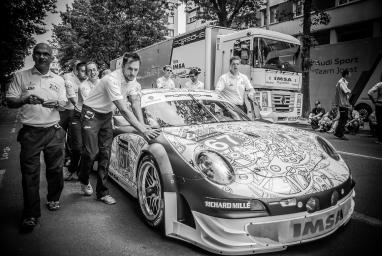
[0,169,5,188]
[352,211,382,228]
[338,151,382,161]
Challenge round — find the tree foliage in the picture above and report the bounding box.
[181,0,263,28]
[53,0,175,71]
[0,0,57,90]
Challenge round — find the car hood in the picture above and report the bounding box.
[162,121,350,199]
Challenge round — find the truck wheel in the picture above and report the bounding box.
[137,155,165,231]
[355,103,372,121]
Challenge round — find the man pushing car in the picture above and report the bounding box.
[78,52,160,205]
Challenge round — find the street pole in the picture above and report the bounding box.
[266,0,270,30]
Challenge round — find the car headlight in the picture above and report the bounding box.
[196,151,235,185]
[316,136,340,160]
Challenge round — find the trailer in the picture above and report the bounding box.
[111,25,303,123]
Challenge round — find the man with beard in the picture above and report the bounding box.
[78,52,160,204]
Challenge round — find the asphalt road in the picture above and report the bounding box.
[1,108,381,256]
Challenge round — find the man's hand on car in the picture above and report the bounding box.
[143,128,161,141]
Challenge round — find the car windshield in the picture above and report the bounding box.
[254,37,301,72]
[142,96,250,128]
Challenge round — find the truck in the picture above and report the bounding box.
[110,25,303,123]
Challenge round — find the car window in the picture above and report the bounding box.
[143,99,249,128]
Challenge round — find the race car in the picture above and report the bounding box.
[109,89,355,255]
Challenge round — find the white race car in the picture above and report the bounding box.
[109,89,355,255]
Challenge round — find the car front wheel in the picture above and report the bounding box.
[137,155,164,230]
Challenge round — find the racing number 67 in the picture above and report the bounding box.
[204,134,239,151]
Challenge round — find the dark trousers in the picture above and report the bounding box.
[68,110,82,174]
[59,109,74,164]
[78,105,113,198]
[17,124,65,218]
[335,107,349,138]
[376,104,382,142]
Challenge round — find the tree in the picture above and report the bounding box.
[181,0,263,28]
[0,0,57,100]
[299,0,330,116]
[52,0,175,71]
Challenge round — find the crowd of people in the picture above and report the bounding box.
[308,69,382,143]
[6,42,260,233]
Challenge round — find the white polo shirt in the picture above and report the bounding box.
[62,72,82,110]
[76,79,99,111]
[6,67,66,127]
[215,72,253,105]
[156,76,175,89]
[184,80,204,90]
[84,69,141,113]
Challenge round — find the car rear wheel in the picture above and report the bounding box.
[137,155,164,230]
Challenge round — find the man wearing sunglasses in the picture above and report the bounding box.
[156,65,175,89]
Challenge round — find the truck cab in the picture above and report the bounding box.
[215,28,303,123]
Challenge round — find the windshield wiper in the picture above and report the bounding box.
[187,94,220,123]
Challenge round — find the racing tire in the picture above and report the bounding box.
[137,155,165,231]
[355,103,372,121]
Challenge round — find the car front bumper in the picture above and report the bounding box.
[166,189,355,255]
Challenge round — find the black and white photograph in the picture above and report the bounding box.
[0,0,381,255]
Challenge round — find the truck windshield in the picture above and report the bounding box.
[254,37,301,72]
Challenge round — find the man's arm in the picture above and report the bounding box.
[7,95,44,108]
[6,73,44,108]
[340,81,351,95]
[113,99,160,140]
[128,94,144,123]
[368,83,381,105]
[215,76,225,93]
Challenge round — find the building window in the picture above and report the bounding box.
[168,15,174,24]
[167,29,174,37]
[270,6,278,24]
[233,40,251,65]
[294,1,303,17]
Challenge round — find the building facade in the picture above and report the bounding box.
[165,1,186,37]
[259,0,382,115]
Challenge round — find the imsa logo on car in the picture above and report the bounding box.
[293,209,344,238]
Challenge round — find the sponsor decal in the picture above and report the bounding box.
[49,83,59,92]
[118,141,130,171]
[205,201,251,210]
[173,29,205,48]
[293,209,344,238]
[204,198,251,210]
[265,71,299,88]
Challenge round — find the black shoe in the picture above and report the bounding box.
[20,217,38,232]
[46,201,60,211]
